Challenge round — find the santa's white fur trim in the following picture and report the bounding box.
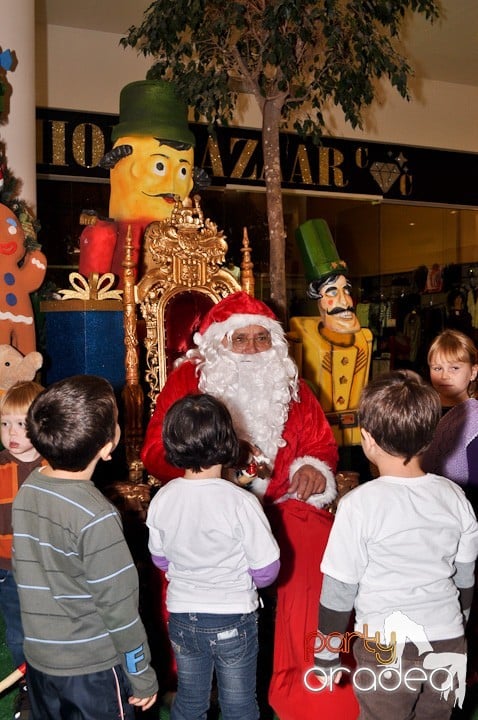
[194,314,283,348]
[288,456,337,509]
[249,476,270,500]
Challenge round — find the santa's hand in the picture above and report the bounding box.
[290,464,326,500]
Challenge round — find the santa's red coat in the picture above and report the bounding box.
[142,360,338,500]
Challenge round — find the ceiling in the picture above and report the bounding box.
[37,0,478,88]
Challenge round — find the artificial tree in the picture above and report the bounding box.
[121,0,439,319]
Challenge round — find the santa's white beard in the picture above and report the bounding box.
[198,346,296,464]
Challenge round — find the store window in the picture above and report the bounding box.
[36,176,478,374]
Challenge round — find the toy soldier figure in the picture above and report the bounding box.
[290,218,373,448]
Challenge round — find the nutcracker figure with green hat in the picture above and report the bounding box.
[290,218,373,447]
[79,80,204,284]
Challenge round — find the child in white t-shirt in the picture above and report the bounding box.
[147,393,280,720]
[314,370,478,719]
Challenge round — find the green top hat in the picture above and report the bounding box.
[296,218,348,284]
[111,80,196,147]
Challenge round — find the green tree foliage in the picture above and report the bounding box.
[122,0,439,317]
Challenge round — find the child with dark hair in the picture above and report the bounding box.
[147,393,280,720]
[314,370,478,719]
[0,380,44,719]
[12,375,158,720]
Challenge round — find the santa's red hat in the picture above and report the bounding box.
[194,291,282,347]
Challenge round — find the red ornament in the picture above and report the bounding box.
[245,461,258,479]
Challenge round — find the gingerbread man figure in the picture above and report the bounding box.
[0,202,47,355]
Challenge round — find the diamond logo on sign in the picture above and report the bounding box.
[370,162,401,193]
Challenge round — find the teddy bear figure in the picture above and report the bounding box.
[0,203,47,355]
[0,344,43,397]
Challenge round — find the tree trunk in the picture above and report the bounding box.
[262,98,287,322]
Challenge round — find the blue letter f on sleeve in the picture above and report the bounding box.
[125,644,146,673]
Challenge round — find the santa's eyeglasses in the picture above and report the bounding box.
[230,332,272,352]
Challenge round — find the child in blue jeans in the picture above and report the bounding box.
[147,393,280,720]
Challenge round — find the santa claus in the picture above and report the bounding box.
[141,291,358,718]
[142,292,337,499]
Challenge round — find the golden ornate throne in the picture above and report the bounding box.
[122,195,254,480]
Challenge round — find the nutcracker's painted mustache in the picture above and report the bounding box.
[142,192,177,199]
[326,306,356,316]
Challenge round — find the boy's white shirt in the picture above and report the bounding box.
[321,472,478,643]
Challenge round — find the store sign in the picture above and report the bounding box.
[36,108,478,206]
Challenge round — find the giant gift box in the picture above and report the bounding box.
[41,297,125,391]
